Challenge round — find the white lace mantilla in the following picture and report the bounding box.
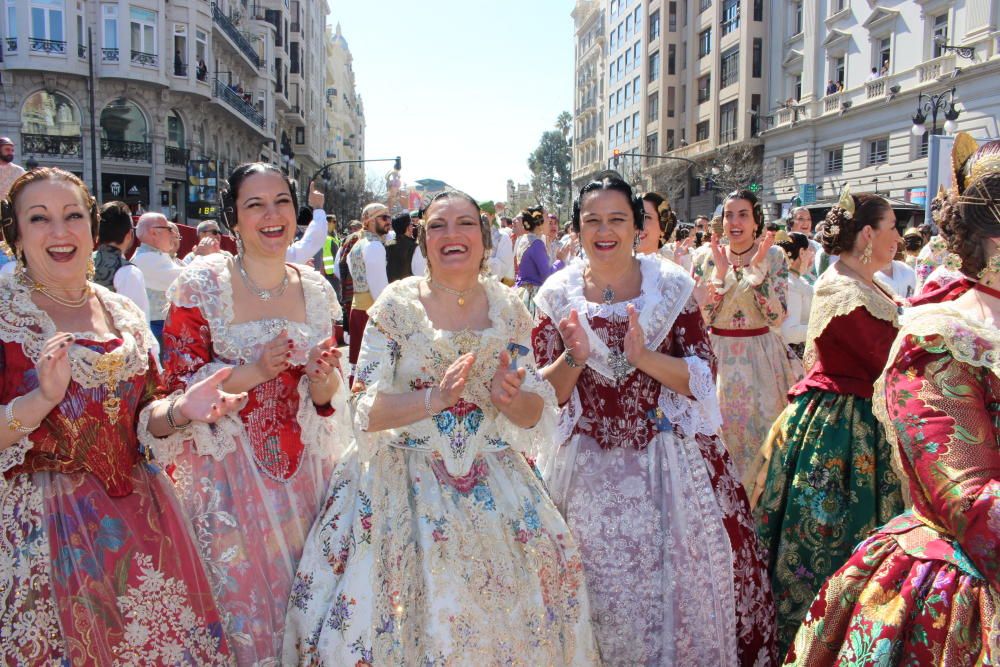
[534,255,694,384]
[0,275,154,389]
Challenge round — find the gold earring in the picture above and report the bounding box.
[14,246,25,275]
[978,254,1000,278]
[860,241,873,265]
[87,255,96,281]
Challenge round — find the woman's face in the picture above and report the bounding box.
[637,200,661,255]
[723,197,757,246]
[546,217,558,238]
[423,198,485,279]
[15,179,94,286]
[865,208,901,267]
[234,171,297,259]
[796,244,815,273]
[578,190,636,268]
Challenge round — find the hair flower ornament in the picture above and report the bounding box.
[835,185,855,219]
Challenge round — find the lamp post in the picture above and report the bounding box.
[911,87,961,138]
[932,35,975,61]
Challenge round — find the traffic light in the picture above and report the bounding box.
[394,156,402,171]
[613,148,621,167]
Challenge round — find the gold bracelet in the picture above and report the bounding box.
[165,395,191,430]
[6,396,38,434]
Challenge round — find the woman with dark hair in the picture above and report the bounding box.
[786,134,1000,665]
[692,189,802,479]
[153,162,350,664]
[746,188,905,658]
[774,231,814,358]
[533,171,776,665]
[0,168,243,662]
[285,190,598,664]
[636,191,680,259]
[514,206,559,315]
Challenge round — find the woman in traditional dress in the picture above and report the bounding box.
[533,171,776,666]
[746,189,905,657]
[636,191,680,259]
[284,190,598,665]
[0,168,245,664]
[151,162,349,664]
[785,134,1000,666]
[775,231,814,359]
[514,206,558,315]
[692,189,802,479]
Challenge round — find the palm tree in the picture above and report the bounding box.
[555,111,572,140]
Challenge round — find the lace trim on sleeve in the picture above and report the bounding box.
[0,436,31,488]
[656,355,722,439]
[136,390,194,465]
[493,360,559,461]
[296,371,352,462]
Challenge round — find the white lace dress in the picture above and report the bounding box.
[533,256,778,666]
[283,276,599,666]
[142,254,350,665]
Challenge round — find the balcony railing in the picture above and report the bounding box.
[211,2,262,67]
[865,78,886,99]
[78,43,86,58]
[23,133,82,157]
[131,50,157,66]
[721,12,740,35]
[5,38,15,52]
[213,79,265,128]
[917,53,955,83]
[719,127,738,144]
[29,38,66,54]
[165,145,190,166]
[101,138,152,162]
[173,63,188,76]
[823,93,842,113]
[102,47,119,61]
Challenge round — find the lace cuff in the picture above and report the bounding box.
[136,391,194,464]
[296,371,352,462]
[742,263,767,287]
[0,435,32,488]
[655,356,722,438]
[349,383,396,465]
[493,366,559,461]
[712,271,738,295]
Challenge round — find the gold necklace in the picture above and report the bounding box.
[429,279,473,307]
[33,283,92,308]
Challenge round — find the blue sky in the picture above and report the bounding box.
[328,0,575,203]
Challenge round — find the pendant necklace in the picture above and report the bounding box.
[429,279,472,306]
[238,258,289,301]
[602,285,615,305]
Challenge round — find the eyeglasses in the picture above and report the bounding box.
[374,214,391,221]
[151,226,172,231]
[201,229,221,235]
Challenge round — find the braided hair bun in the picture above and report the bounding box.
[819,193,890,256]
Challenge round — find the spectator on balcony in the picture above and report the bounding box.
[131,212,185,347]
[0,137,26,199]
[196,58,208,81]
[825,80,838,96]
[174,49,185,76]
[880,59,890,77]
[867,66,880,82]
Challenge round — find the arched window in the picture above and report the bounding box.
[22,91,81,136]
[100,97,148,143]
[166,109,185,148]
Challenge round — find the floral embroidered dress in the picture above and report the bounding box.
[145,254,349,665]
[786,302,1000,665]
[533,256,777,667]
[0,275,231,665]
[283,276,599,666]
[692,246,803,479]
[746,269,905,658]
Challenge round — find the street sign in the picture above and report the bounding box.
[798,183,817,205]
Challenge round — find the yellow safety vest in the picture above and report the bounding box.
[322,236,337,274]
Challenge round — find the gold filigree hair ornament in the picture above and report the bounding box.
[773,229,792,244]
[958,180,1000,226]
[835,184,855,219]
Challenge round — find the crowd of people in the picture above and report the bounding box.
[0,130,998,666]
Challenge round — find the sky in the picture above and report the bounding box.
[328,0,575,203]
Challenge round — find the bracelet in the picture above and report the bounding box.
[424,387,438,417]
[165,395,191,431]
[563,351,581,369]
[5,396,38,434]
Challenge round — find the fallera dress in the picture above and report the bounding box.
[786,300,1000,665]
[283,276,599,666]
[533,256,778,666]
[145,254,350,665]
[692,245,803,479]
[746,269,905,658]
[0,275,231,665]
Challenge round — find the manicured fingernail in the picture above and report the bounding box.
[46,353,52,360]
[287,340,294,347]
[285,351,292,358]
[59,342,66,348]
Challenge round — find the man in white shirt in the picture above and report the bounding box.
[0,137,26,199]
[345,202,390,371]
[131,212,185,347]
[285,182,328,264]
[488,216,515,286]
[183,220,228,265]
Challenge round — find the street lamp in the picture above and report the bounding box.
[932,34,975,61]
[911,87,961,137]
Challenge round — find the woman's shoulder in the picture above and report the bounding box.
[898,302,999,372]
[168,253,231,309]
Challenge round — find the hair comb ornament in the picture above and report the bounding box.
[835,184,855,219]
[0,199,13,229]
[951,132,979,196]
[773,229,792,244]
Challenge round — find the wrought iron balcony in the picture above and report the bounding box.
[102,47,119,61]
[211,2,262,67]
[165,146,190,166]
[23,133,82,157]
[101,138,152,162]
[131,50,157,66]
[29,38,66,54]
[213,79,265,128]
[6,38,16,52]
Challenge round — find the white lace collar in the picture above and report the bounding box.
[0,274,153,388]
[534,255,694,383]
[168,254,341,363]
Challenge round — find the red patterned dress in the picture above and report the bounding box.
[145,254,349,665]
[0,276,231,665]
[786,300,1000,664]
[533,256,777,666]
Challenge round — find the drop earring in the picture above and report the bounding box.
[860,241,873,265]
[235,231,245,258]
[87,255,96,281]
[14,246,25,275]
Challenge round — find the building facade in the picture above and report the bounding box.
[760,0,1000,221]
[571,0,768,221]
[0,0,346,223]
[321,23,365,204]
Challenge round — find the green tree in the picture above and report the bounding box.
[528,129,571,213]
[555,111,572,140]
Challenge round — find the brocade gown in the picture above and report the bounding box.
[533,256,778,666]
[146,254,350,665]
[0,276,231,665]
[283,276,599,666]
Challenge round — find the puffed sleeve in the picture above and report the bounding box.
[741,247,790,327]
[531,313,565,369]
[657,296,722,437]
[0,344,32,483]
[882,336,1000,588]
[350,313,401,463]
